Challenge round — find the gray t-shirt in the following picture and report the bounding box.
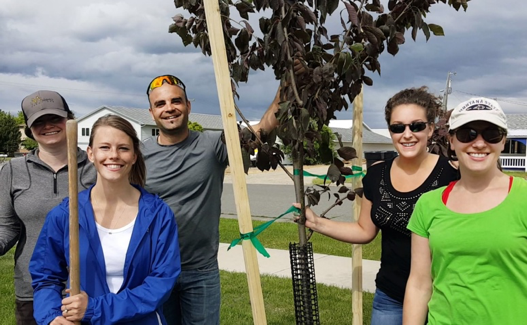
[0,149,96,300]
[142,131,227,270]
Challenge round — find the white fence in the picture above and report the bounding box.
[500,155,527,171]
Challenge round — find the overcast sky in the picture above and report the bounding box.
[1,0,526,128]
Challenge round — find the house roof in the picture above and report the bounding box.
[330,127,392,144]
[79,106,224,130]
[328,119,373,131]
[506,114,527,131]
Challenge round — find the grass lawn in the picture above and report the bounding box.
[221,271,373,324]
[0,250,16,325]
[504,170,527,178]
[0,218,379,324]
[220,218,382,261]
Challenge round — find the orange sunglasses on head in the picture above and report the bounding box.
[146,75,186,95]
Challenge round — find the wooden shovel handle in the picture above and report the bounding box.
[66,120,81,325]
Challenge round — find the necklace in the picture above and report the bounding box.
[92,200,130,233]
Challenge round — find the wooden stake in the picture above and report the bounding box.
[203,1,267,324]
[351,90,364,325]
[66,120,81,325]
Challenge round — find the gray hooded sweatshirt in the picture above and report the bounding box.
[0,149,96,300]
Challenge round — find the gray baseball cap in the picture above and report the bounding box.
[21,90,70,128]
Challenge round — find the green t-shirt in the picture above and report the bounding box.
[408,177,527,325]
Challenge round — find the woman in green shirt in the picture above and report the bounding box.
[404,98,527,324]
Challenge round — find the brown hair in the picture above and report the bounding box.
[384,86,442,125]
[89,114,146,187]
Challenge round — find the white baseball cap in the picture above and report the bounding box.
[448,97,507,130]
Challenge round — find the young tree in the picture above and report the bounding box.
[21,138,39,151]
[0,110,22,156]
[170,0,468,321]
[15,111,25,125]
[170,0,468,183]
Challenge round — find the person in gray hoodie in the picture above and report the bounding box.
[0,90,96,325]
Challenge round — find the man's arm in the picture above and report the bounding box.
[251,57,307,136]
[251,86,281,137]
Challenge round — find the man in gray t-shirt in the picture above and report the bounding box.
[143,75,279,325]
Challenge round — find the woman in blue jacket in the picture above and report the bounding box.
[30,115,181,325]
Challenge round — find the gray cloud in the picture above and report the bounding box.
[0,0,526,130]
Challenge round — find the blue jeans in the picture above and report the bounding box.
[370,289,403,325]
[163,266,221,325]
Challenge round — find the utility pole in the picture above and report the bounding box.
[443,71,456,111]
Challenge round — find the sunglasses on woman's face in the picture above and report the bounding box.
[454,127,505,144]
[388,121,428,134]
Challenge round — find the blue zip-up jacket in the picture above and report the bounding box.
[29,185,181,325]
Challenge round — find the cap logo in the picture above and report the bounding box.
[459,99,498,112]
[30,96,55,107]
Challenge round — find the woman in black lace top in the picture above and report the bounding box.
[298,87,458,325]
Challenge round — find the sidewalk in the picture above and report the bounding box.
[218,243,380,293]
[220,163,380,292]
[223,165,333,185]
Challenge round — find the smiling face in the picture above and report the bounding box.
[148,83,191,140]
[388,104,434,159]
[450,121,506,174]
[87,126,137,185]
[30,114,67,148]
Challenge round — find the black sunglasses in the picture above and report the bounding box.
[454,127,505,144]
[388,122,428,134]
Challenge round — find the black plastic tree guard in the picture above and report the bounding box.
[290,242,320,325]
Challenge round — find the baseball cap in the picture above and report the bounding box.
[21,90,70,128]
[448,97,507,131]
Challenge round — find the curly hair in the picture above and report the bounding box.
[384,86,443,125]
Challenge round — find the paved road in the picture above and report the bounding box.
[221,184,356,223]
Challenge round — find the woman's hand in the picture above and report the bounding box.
[61,289,89,322]
[50,316,75,325]
[292,203,320,231]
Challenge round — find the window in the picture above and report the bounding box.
[502,139,526,155]
[82,128,90,136]
[152,129,160,136]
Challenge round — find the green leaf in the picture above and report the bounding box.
[428,24,445,36]
[327,0,339,15]
[422,23,431,41]
[300,108,310,132]
[326,164,341,183]
[341,52,353,74]
[411,26,418,41]
[350,43,364,52]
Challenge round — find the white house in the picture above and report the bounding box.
[76,106,224,150]
[500,114,527,170]
[243,119,395,155]
[329,127,394,153]
[327,119,395,154]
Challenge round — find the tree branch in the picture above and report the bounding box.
[281,5,303,107]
